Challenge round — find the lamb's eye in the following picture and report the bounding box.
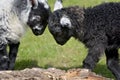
[35,16,41,21]
[55,26,61,32]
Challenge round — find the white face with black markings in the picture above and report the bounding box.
[27,0,50,35]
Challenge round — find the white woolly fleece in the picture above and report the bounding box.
[0,0,31,43]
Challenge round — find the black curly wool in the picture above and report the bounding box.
[48,2,120,79]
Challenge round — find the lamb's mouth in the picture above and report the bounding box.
[32,25,45,36]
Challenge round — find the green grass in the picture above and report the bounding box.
[15,0,120,79]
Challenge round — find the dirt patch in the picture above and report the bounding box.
[0,68,111,80]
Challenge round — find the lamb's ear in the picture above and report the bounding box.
[60,15,72,28]
[30,0,38,9]
[54,0,63,11]
[38,0,49,9]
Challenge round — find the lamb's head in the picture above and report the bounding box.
[13,0,38,23]
[27,0,50,35]
[48,0,73,45]
[49,0,84,45]
[48,6,73,45]
[13,0,49,36]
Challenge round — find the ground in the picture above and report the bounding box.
[0,68,111,80]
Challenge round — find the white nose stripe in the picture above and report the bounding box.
[2,56,8,59]
[33,26,42,30]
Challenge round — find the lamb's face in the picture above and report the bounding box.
[27,1,50,36]
[48,11,72,45]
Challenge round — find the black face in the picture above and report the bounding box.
[48,11,71,45]
[27,2,50,36]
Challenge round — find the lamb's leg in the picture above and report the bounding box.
[0,43,9,70]
[8,42,20,70]
[105,48,120,80]
[83,44,105,70]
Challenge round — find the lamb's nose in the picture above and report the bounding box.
[33,26,42,31]
[33,25,44,35]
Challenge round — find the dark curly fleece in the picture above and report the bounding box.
[48,2,120,79]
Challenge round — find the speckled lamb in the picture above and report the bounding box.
[48,0,120,79]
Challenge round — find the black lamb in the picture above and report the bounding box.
[48,0,120,79]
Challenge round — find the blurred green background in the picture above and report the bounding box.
[15,0,120,79]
